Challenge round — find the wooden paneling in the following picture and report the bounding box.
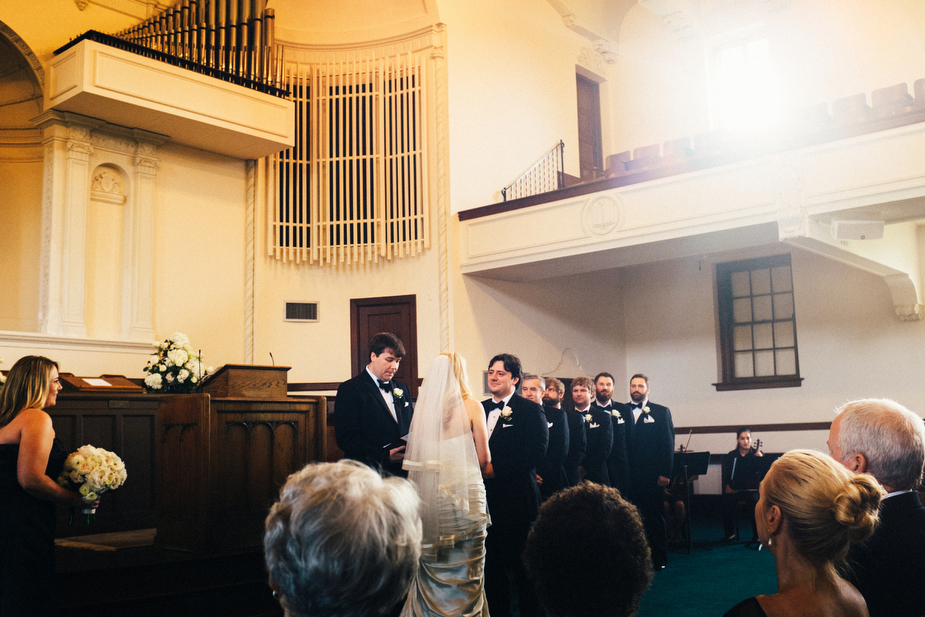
[50,393,161,537]
[156,394,327,554]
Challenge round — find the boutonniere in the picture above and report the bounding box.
[584,413,593,423]
[500,406,513,422]
[642,406,651,414]
[393,387,404,398]
[611,409,621,418]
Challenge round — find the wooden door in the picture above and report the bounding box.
[350,295,418,396]
[577,74,603,180]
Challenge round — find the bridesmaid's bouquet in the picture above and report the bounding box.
[57,445,128,523]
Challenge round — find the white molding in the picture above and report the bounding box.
[0,330,154,353]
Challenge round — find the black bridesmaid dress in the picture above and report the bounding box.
[0,438,68,616]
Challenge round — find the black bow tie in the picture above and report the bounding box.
[487,400,505,411]
[378,380,392,391]
[630,403,641,409]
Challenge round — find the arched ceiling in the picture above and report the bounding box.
[0,31,42,129]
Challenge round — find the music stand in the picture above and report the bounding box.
[671,451,710,555]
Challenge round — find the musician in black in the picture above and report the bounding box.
[721,427,763,542]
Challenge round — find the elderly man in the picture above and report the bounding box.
[523,374,570,500]
[827,398,925,617]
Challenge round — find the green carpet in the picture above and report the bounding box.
[636,517,778,617]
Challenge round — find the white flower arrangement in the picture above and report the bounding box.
[143,332,212,394]
[500,406,513,421]
[393,387,404,398]
[584,413,593,423]
[643,406,651,414]
[57,444,127,523]
[611,409,622,418]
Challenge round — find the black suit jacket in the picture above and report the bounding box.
[625,401,674,491]
[334,371,413,476]
[563,409,587,487]
[596,401,630,495]
[847,490,925,617]
[482,393,549,525]
[536,404,569,500]
[578,406,613,485]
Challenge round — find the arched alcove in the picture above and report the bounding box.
[0,22,44,332]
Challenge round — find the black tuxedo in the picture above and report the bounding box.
[625,400,674,568]
[536,404,569,501]
[563,409,587,487]
[334,371,413,477]
[595,400,630,495]
[577,406,613,486]
[482,392,548,617]
[847,490,925,617]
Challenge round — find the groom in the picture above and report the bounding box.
[482,353,548,617]
[335,332,414,477]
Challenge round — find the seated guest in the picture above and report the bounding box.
[724,450,881,617]
[264,460,422,617]
[721,427,764,542]
[524,482,652,617]
[828,398,925,617]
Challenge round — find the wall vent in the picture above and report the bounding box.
[285,302,318,322]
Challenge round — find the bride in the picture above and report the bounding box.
[400,352,492,617]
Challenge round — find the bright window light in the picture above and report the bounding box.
[709,36,781,133]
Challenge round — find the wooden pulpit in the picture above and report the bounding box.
[155,365,326,554]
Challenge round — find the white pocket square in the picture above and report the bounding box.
[643,416,655,423]
[590,422,600,428]
[547,422,554,428]
[503,423,514,428]
[617,418,625,424]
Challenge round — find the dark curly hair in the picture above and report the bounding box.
[524,483,652,617]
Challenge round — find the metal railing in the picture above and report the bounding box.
[501,140,565,201]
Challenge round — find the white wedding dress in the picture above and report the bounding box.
[400,356,490,617]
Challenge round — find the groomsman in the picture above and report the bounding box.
[334,332,414,477]
[593,372,631,495]
[572,376,613,486]
[482,354,548,617]
[625,373,674,570]
[545,377,586,487]
[523,374,569,500]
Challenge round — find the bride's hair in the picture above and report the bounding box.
[442,352,473,400]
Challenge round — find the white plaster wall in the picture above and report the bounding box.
[253,249,445,385]
[611,0,925,156]
[0,159,43,332]
[622,247,925,458]
[451,226,628,397]
[149,143,247,370]
[439,0,590,211]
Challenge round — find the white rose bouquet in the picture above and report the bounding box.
[57,444,128,523]
[143,332,212,394]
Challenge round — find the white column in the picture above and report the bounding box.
[60,124,94,337]
[127,139,160,342]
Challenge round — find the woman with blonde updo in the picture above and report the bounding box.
[724,449,882,617]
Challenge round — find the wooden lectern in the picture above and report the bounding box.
[156,365,326,554]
